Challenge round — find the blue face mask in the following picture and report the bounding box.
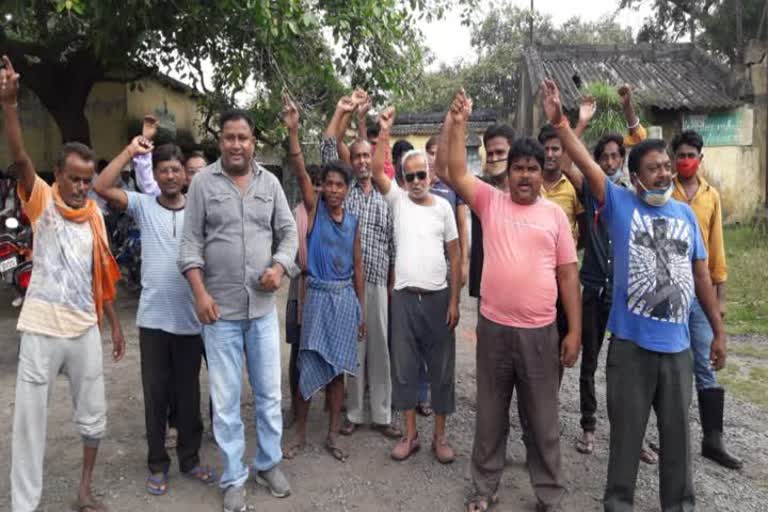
[636,180,673,207]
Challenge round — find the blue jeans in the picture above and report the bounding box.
[690,299,718,391]
[202,308,282,489]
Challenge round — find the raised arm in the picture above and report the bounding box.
[371,106,394,196]
[618,85,640,137]
[445,90,478,205]
[541,80,606,204]
[325,96,356,165]
[0,56,36,198]
[434,113,452,185]
[282,93,316,213]
[133,115,161,196]
[94,136,153,211]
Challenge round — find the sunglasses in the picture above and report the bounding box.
[404,170,428,183]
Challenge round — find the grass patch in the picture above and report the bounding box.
[718,360,768,410]
[728,343,768,359]
[724,226,768,335]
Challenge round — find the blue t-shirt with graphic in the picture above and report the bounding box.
[602,178,706,353]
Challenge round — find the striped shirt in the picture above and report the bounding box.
[127,192,200,335]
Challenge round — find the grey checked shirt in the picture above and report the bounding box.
[321,136,394,286]
[178,159,298,320]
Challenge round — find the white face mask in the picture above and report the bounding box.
[636,180,673,207]
[484,159,507,177]
[607,169,624,184]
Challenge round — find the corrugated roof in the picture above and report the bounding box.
[523,44,741,111]
[391,109,499,136]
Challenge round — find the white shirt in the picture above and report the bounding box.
[383,186,458,291]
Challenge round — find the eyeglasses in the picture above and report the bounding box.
[404,170,428,183]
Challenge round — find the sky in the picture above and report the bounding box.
[421,0,653,68]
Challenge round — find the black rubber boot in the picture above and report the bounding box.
[699,388,743,470]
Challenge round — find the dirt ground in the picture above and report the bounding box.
[0,285,767,512]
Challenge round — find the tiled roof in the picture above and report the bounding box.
[391,109,499,136]
[523,44,742,111]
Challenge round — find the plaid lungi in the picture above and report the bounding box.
[298,277,361,400]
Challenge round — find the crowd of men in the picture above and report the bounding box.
[1,51,742,512]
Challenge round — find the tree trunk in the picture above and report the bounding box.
[0,40,103,146]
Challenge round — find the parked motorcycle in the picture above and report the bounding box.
[0,216,33,307]
[111,213,141,291]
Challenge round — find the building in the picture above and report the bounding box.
[391,110,499,175]
[0,71,206,174]
[517,43,762,223]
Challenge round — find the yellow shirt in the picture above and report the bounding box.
[672,176,727,284]
[624,123,647,147]
[541,174,584,241]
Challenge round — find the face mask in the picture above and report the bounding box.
[675,158,699,179]
[484,158,507,177]
[607,169,624,184]
[636,180,673,207]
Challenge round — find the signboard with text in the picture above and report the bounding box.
[682,107,753,147]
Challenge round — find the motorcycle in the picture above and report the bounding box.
[0,216,33,307]
[110,213,142,291]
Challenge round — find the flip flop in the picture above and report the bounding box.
[325,440,348,462]
[339,419,358,436]
[372,423,402,439]
[146,472,168,496]
[640,446,659,465]
[184,464,216,485]
[71,497,108,512]
[283,442,305,460]
[465,494,498,512]
[575,434,594,454]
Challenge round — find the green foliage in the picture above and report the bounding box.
[395,6,633,115]
[0,0,475,144]
[724,226,768,335]
[621,0,767,64]
[581,82,644,145]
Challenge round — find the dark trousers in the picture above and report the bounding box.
[139,327,204,474]
[579,286,611,432]
[471,315,565,507]
[555,298,568,383]
[604,339,694,512]
[390,288,456,415]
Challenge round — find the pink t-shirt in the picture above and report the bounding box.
[471,180,577,328]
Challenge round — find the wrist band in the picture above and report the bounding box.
[553,116,569,129]
[627,117,640,130]
[288,150,302,157]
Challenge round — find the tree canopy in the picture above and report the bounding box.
[0,0,471,146]
[395,7,633,115]
[621,0,768,64]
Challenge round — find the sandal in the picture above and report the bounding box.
[146,472,168,496]
[371,423,402,439]
[575,432,594,454]
[71,497,108,512]
[465,494,498,511]
[283,441,305,460]
[640,446,658,465]
[391,434,420,461]
[184,464,216,485]
[325,439,348,462]
[339,419,358,436]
